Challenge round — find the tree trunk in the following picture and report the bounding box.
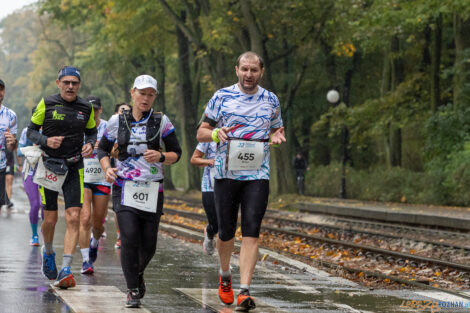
[239,0,293,195]
[154,51,175,190]
[176,15,200,190]
[158,0,228,89]
[383,36,403,167]
[431,14,442,111]
[453,14,470,108]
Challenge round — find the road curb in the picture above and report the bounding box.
[295,202,470,231]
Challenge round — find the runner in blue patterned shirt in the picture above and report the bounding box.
[190,141,218,255]
[0,79,18,210]
[197,51,286,311]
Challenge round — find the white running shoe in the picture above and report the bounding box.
[203,227,215,255]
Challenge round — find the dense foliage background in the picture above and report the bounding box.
[1,0,470,205]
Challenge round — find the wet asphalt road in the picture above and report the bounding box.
[2,177,469,313]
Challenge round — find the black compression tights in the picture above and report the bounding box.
[117,210,162,289]
[214,179,269,241]
[202,192,218,237]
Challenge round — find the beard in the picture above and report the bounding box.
[239,78,259,92]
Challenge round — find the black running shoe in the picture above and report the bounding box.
[89,238,98,263]
[137,273,146,299]
[125,288,141,308]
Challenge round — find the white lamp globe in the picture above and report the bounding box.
[327,89,340,104]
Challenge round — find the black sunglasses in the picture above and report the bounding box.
[61,80,80,86]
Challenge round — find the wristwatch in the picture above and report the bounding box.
[159,153,166,163]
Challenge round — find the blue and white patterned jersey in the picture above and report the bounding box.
[204,84,283,181]
[196,142,217,192]
[84,119,110,186]
[0,105,17,170]
[103,109,175,184]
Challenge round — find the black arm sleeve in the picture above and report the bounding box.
[84,127,97,147]
[203,116,218,128]
[163,131,182,163]
[27,122,48,147]
[97,135,114,161]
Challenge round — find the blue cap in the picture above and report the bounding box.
[58,66,81,81]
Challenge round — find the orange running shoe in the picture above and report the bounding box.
[53,267,76,289]
[236,290,256,311]
[218,275,234,305]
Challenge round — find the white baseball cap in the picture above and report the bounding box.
[133,75,158,92]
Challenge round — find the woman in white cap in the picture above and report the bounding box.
[97,74,182,308]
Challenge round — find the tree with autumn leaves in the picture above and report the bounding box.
[1,0,470,204]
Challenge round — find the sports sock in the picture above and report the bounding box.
[220,269,231,279]
[81,248,89,262]
[91,236,99,248]
[31,223,38,237]
[62,254,73,269]
[240,284,250,294]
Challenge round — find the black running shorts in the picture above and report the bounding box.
[214,178,269,241]
[40,160,84,211]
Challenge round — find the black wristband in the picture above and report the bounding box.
[159,153,166,163]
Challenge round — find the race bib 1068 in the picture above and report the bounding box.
[227,140,264,171]
[122,180,159,213]
[33,158,67,192]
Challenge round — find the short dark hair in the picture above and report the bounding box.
[0,79,5,88]
[236,51,264,69]
[114,102,130,113]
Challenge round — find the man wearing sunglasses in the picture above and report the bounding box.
[27,66,97,289]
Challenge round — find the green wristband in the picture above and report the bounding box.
[212,128,220,143]
[269,135,280,148]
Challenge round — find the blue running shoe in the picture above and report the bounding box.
[54,267,76,289]
[30,235,40,246]
[41,246,57,280]
[89,238,98,264]
[80,261,94,274]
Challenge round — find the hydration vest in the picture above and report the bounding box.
[117,110,163,161]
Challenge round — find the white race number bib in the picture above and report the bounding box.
[227,140,264,171]
[209,167,216,188]
[122,181,160,213]
[33,157,67,192]
[84,158,106,183]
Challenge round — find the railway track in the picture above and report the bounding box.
[161,202,470,295]
[166,197,470,264]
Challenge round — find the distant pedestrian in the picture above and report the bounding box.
[293,152,309,195]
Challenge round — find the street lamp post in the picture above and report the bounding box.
[327,89,347,199]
